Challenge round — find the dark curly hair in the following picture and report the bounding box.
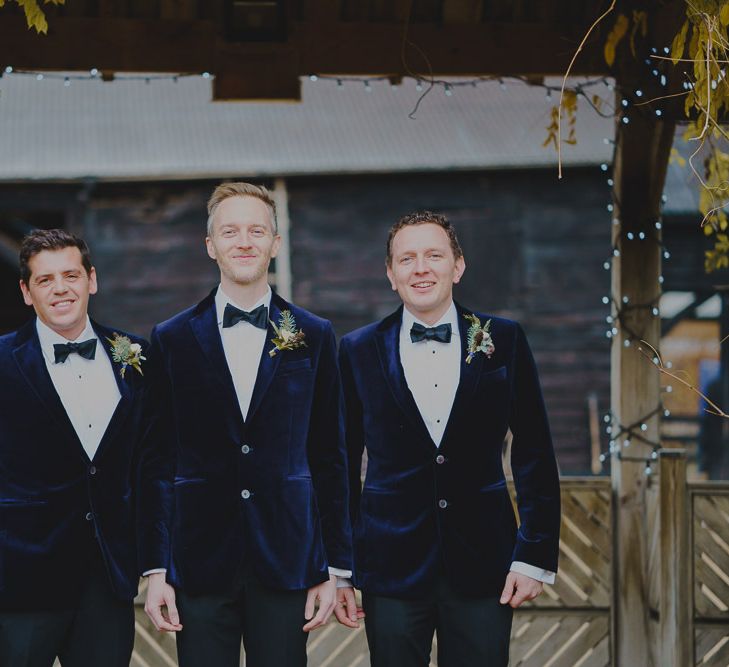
[386,211,463,266]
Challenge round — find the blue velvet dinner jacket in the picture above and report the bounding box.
[0,318,154,611]
[339,304,561,599]
[146,289,352,594]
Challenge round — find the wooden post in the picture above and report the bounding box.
[657,449,690,667]
[610,107,676,667]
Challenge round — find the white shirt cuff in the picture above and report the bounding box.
[336,577,353,589]
[142,568,167,577]
[328,566,352,578]
[510,561,556,585]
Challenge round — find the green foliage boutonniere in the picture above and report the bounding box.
[107,333,145,379]
[464,314,495,364]
[269,310,307,357]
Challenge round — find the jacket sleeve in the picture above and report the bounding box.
[306,323,353,572]
[508,323,561,573]
[135,326,175,575]
[338,337,365,526]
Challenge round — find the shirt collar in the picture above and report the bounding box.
[215,284,272,327]
[401,301,458,334]
[36,316,96,364]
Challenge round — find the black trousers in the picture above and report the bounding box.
[175,566,309,667]
[0,547,135,667]
[363,577,513,667]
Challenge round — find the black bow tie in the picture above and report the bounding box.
[410,322,452,344]
[222,303,268,330]
[53,338,97,364]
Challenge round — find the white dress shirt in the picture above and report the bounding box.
[215,285,271,422]
[37,317,120,461]
[400,304,461,447]
[399,302,555,586]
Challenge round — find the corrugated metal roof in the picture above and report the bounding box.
[0,74,615,181]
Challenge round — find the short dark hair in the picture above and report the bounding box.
[386,211,463,266]
[19,229,93,283]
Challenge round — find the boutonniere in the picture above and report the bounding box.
[269,310,307,357]
[464,314,495,364]
[107,333,145,378]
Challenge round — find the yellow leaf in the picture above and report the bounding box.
[630,11,648,57]
[17,0,48,33]
[604,14,629,67]
[721,3,729,26]
[671,20,689,64]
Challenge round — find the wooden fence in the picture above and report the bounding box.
[50,471,726,666]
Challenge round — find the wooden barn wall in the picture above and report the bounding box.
[0,169,612,472]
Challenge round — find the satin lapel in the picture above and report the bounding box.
[189,293,245,424]
[375,308,435,448]
[440,304,485,445]
[11,321,86,459]
[89,322,133,462]
[245,295,283,423]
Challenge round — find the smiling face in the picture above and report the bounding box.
[19,246,97,340]
[206,194,281,296]
[386,222,465,325]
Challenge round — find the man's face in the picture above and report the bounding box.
[19,246,97,340]
[386,223,465,324]
[206,195,281,291]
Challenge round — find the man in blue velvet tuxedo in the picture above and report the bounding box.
[338,212,561,667]
[0,229,157,667]
[143,182,354,666]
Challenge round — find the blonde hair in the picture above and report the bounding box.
[206,182,278,235]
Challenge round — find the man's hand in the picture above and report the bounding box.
[144,572,183,632]
[303,574,337,632]
[499,572,543,609]
[333,586,365,629]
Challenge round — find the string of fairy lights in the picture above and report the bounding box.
[2,49,685,477]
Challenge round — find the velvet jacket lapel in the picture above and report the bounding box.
[189,289,245,431]
[375,306,435,448]
[11,319,82,455]
[438,302,485,448]
[89,321,134,463]
[245,293,283,423]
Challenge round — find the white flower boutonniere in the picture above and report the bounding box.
[464,314,495,364]
[269,310,307,357]
[107,333,145,378]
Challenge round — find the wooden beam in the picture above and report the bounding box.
[0,16,608,79]
[657,450,691,667]
[610,100,676,667]
[443,0,484,23]
[160,0,198,20]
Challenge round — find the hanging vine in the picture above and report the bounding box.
[0,0,65,35]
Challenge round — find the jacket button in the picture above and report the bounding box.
[438,499,448,509]
[241,445,251,454]
[89,466,97,475]
[435,455,445,465]
[241,489,251,499]
[85,512,93,521]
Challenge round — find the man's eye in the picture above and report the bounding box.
[251,228,265,236]
[400,257,413,264]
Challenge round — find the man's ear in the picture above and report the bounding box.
[19,280,33,306]
[453,256,466,285]
[386,264,397,291]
